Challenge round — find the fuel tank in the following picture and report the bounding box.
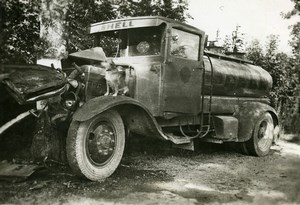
[203,53,272,98]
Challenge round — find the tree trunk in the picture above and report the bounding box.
[31,0,71,162]
[39,0,70,63]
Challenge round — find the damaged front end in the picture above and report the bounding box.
[2,64,67,105]
[0,64,68,135]
[0,47,108,135]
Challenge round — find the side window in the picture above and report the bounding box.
[170,28,200,61]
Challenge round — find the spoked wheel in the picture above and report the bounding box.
[241,112,274,156]
[66,110,125,181]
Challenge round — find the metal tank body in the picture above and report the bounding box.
[203,54,272,98]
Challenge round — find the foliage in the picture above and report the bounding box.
[223,35,232,53]
[66,0,190,53]
[1,0,190,63]
[284,0,300,134]
[283,0,300,19]
[118,0,190,22]
[223,25,245,53]
[65,0,117,53]
[0,0,40,64]
[245,39,264,65]
[245,0,300,134]
[246,35,299,133]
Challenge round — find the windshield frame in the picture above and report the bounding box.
[94,24,166,58]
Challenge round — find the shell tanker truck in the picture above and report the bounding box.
[0,16,279,181]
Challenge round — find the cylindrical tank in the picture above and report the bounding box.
[203,55,272,98]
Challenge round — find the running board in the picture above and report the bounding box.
[166,133,192,144]
[172,140,195,151]
[167,133,195,151]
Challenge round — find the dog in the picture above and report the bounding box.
[103,60,129,97]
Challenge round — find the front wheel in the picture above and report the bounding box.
[241,112,274,156]
[66,110,125,181]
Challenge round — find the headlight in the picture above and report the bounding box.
[63,92,78,110]
[36,100,48,110]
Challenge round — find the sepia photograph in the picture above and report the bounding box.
[0,0,299,204]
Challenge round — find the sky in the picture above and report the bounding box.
[187,0,299,53]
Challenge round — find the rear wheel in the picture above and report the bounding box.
[66,110,125,181]
[241,112,274,156]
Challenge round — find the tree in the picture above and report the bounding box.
[282,0,300,134]
[246,35,298,133]
[1,0,190,62]
[118,0,190,22]
[65,0,116,53]
[0,0,40,64]
[245,39,264,65]
[223,35,233,53]
[223,25,246,55]
[29,0,73,162]
[38,0,71,61]
[245,0,300,134]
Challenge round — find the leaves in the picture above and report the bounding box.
[284,0,300,133]
[117,0,189,22]
[0,0,40,64]
[65,0,190,53]
[283,0,300,19]
[246,35,299,133]
[245,39,264,65]
[65,0,117,53]
[223,25,245,53]
[1,0,190,62]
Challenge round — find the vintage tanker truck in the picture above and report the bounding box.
[0,16,279,181]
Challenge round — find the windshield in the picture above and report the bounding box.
[95,25,165,58]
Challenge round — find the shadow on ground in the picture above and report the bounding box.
[1,133,300,204]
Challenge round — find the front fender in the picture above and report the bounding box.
[73,96,147,121]
[234,101,279,142]
[72,96,169,141]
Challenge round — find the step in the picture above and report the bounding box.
[166,133,192,144]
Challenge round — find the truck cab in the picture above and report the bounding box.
[88,16,205,116]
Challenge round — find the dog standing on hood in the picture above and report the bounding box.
[103,60,129,97]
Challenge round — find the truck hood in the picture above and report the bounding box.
[1,65,67,104]
[68,47,107,62]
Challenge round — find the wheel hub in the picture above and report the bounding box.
[87,123,116,165]
[258,122,267,139]
[257,120,272,151]
[94,127,115,156]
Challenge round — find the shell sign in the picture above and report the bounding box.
[89,17,165,34]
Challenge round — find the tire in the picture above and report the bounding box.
[241,112,274,156]
[66,110,125,181]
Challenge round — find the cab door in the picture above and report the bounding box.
[161,27,204,116]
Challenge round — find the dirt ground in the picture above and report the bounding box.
[0,135,300,205]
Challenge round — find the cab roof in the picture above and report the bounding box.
[89,16,204,36]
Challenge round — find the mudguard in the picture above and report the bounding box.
[73,96,148,121]
[72,95,168,140]
[234,101,279,142]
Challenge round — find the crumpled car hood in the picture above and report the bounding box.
[1,64,66,104]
